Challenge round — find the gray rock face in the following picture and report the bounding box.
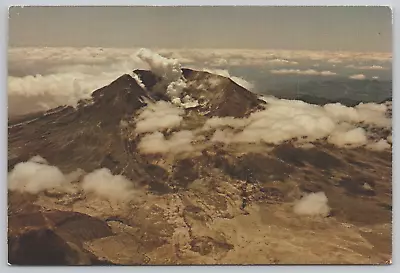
[8,208,114,265]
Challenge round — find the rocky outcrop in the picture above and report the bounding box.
[8,210,114,265]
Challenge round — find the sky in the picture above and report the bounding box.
[8,6,392,52]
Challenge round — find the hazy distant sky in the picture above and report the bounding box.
[9,6,392,52]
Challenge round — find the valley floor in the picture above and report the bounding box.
[8,144,392,265]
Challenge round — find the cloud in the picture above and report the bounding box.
[349,74,367,80]
[7,47,201,117]
[204,96,391,148]
[81,168,139,202]
[7,47,392,117]
[270,69,336,76]
[265,59,299,65]
[211,129,236,144]
[135,101,184,134]
[136,48,187,103]
[204,116,248,130]
[327,127,368,147]
[293,192,330,217]
[8,51,147,117]
[179,95,200,108]
[136,48,182,82]
[8,47,142,76]
[8,156,70,194]
[162,48,391,66]
[136,48,206,108]
[138,130,195,154]
[346,64,388,70]
[206,58,229,67]
[327,58,343,64]
[366,139,391,151]
[324,102,390,128]
[8,154,140,202]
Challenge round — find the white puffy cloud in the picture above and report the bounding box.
[207,98,336,144]
[8,161,66,194]
[293,192,330,217]
[327,127,368,147]
[135,101,184,133]
[204,96,391,148]
[138,130,195,154]
[270,69,336,76]
[324,102,390,128]
[136,48,187,102]
[8,154,141,202]
[7,156,79,194]
[160,48,391,66]
[81,168,139,202]
[9,73,96,116]
[8,47,392,76]
[8,51,148,117]
[136,48,182,82]
[349,74,366,80]
[210,129,236,144]
[204,116,248,130]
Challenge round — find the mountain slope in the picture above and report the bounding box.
[8,74,149,178]
[7,68,392,265]
[8,68,266,188]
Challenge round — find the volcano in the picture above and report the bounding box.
[8,67,392,265]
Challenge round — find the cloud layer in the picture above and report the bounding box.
[204,96,391,149]
[349,74,367,80]
[270,69,336,76]
[8,47,392,117]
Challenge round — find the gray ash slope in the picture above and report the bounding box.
[8,68,392,265]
